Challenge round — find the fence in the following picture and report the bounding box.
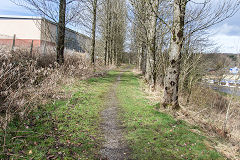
[1,33,90,51]
[0,34,36,55]
[0,33,91,62]
[0,33,59,58]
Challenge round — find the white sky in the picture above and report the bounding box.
[209,14,240,53]
[1,0,240,53]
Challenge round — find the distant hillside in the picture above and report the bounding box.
[202,53,240,74]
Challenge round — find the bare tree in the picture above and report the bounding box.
[90,0,98,65]
[128,0,150,75]
[145,0,159,88]
[163,0,186,109]
[129,0,239,109]
[163,0,240,109]
[13,0,84,64]
[56,0,66,64]
[99,0,127,65]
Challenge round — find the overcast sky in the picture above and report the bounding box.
[209,12,240,54]
[1,0,240,53]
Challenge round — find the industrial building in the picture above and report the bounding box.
[0,15,90,53]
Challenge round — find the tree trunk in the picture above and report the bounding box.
[107,0,112,65]
[91,0,97,65]
[141,42,147,75]
[114,39,117,65]
[138,45,142,70]
[145,0,158,85]
[104,38,108,65]
[163,0,186,109]
[56,0,66,65]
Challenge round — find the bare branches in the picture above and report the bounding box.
[11,0,85,25]
[186,0,240,34]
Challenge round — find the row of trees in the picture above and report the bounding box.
[99,0,127,65]
[14,0,127,65]
[129,0,239,109]
[14,0,240,110]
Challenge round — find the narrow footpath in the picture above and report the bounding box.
[100,74,130,160]
[1,68,225,159]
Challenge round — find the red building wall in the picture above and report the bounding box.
[0,39,41,47]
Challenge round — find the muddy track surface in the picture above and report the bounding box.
[100,74,131,160]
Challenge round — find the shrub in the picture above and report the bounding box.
[0,48,107,152]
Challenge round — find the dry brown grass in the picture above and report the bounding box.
[188,86,240,140]
[177,85,240,159]
[140,78,240,159]
[0,47,108,151]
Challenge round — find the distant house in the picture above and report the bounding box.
[229,67,239,74]
[0,15,91,53]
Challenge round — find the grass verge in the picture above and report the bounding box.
[117,71,224,160]
[0,71,118,159]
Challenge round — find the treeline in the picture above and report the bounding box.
[100,0,127,66]
[14,0,127,65]
[12,0,240,109]
[128,0,239,109]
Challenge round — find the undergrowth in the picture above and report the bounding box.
[0,48,107,158]
[189,85,240,142]
[0,70,118,159]
[0,64,227,159]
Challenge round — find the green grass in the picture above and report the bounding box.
[0,71,118,159]
[116,71,224,160]
[0,69,225,159]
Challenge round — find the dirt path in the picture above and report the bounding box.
[100,74,130,160]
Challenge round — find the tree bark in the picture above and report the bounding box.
[145,0,158,86]
[104,0,110,65]
[107,0,112,65]
[140,42,146,75]
[163,0,186,109]
[56,0,66,65]
[104,38,108,65]
[91,0,98,65]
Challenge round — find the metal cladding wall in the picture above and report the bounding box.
[41,19,91,53]
[0,16,91,53]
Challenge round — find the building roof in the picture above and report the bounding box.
[0,15,90,40]
[0,15,42,20]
